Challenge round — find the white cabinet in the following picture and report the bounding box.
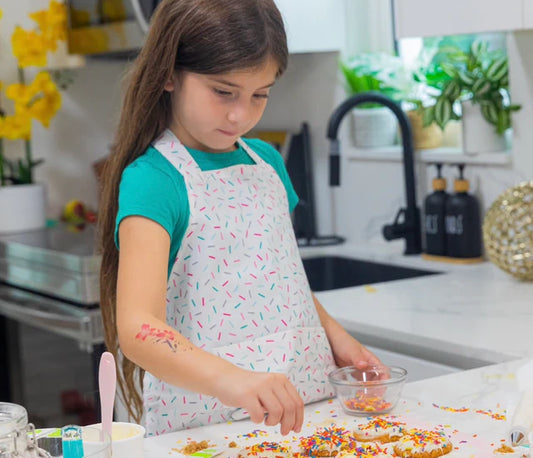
[275,0,345,53]
[524,0,533,29]
[393,0,523,39]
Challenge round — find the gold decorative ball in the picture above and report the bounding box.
[483,181,533,280]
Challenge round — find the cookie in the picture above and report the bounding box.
[237,441,292,457]
[338,442,395,457]
[393,428,452,458]
[299,426,355,456]
[352,417,405,443]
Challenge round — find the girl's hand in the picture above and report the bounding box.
[329,330,381,369]
[213,368,304,435]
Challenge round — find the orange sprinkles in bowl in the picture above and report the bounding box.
[344,392,392,412]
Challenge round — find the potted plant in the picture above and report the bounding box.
[0,2,71,233]
[421,40,521,153]
[402,44,460,150]
[341,53,408,148]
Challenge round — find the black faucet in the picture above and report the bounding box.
[326,92,422,255]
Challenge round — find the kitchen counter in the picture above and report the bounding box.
[301,242,533,367]
[145,358,530,456]
[144,242,533,456]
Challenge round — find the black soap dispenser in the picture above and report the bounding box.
[445,164,482,259]
[423,164,448,256]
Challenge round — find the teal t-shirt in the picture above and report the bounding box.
[115,138,299,278]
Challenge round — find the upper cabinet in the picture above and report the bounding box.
[393,0,524,39]
[524,0,533,29]
[275,0,345,53]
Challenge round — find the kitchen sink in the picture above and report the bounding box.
[302,255,441,291]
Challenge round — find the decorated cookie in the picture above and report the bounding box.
[237,441,292,457]
[393,428,452,458]
[299,426,355,456]
[338,442,395,457]
[352,417,405,443]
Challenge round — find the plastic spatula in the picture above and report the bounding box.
[98,352,117,442]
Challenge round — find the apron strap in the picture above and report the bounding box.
[236,137,266,166]
[152,129,202,176]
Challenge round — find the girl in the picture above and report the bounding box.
[98,0,379,437]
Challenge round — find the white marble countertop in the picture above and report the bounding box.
[300,241,533,367]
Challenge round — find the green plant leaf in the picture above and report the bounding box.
[471,78,491,99]
[440,62,458,78]
[471,40,488,60]
[496,109,510,135]
[480,100,499,125]
[434,97,452,130]
[485,57,508,83]
[421,105,435,127]
[457,70,474,86]
[442,80,456,98]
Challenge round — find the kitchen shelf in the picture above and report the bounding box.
[346,145,512,166]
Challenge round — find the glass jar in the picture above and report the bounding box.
[0,402,50,457]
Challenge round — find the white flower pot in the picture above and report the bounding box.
[0,184,46,234]
[461,100,507,154]
[351,107,398,148]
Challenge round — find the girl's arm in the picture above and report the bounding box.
[116,216,303,435]
[311,292,380,369]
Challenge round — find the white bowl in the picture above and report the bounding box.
[83,422,145,458]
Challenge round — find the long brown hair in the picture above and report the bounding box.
[97,0,288,423]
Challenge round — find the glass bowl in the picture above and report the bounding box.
[328,365,407,416]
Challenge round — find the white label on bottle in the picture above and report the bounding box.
[445,215,463,235]
[424,214,439,235]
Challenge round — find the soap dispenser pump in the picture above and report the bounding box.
[423,163,448,256]
[445,164,482,258]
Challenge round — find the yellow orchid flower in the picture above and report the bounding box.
[29,1,67,51]
[5,73,62,128]
[11,26,48,68]
[0,110,32,141]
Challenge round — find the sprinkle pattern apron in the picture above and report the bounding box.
[143,129,336,436]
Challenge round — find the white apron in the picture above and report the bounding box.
[143,129,336,436]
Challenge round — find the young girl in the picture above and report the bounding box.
[98,0,379,437]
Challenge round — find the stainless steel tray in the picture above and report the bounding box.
[0,225,101,305]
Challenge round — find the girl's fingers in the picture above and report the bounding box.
[274,385,297,435]
[284,380,304,433]
[246,397,266,424]
[259,390,283,427]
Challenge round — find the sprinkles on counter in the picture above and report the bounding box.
[432,403,507,420]
[239,430,269,439]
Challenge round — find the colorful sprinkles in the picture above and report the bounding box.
[299,426,354,455]
[344,392,393,412]
[432,403,507,420]
[241,441,290,456]
[239,430,269,439]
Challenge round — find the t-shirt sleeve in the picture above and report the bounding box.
[114,161,185,248]
[248,139,299,213]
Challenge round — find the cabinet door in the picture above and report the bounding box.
[393,0,523,39]
[523,0,533,29]
[275,0,345,53]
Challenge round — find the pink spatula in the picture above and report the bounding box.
[98,352,116,441]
